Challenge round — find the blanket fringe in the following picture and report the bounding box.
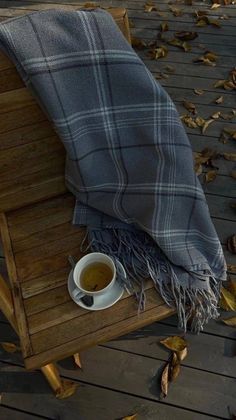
[87,227,222,333]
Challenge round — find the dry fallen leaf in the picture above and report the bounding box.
[202,119,215,134]
[131,37,147,50]
[177,346,188,362]
[175,31,198,41]
[83,2,99,7]
[227,264,236,272]
[73,353,82,369]
[160,22,169,32]
[148,45,168,59]
[222,317,236,327]
[183,100,196,114]
[194,51,217,66]
[227,234,236,254]
[195,10,209,18]
[165,65,175,73]
[220,286,236,311]
[144,1,158,12]
[181,114,198,128]
[211,111,221,119]
[122,414,138,420]
[169,355,181,382]
[228,278,236,296]
[168,38,191,52]
[215,96,224,104]
[169,5,183,16]
[1,342,21,353]
[205,170,217,183]
[194,89,204,95]
[211,2,221,8]
[223,127,236,140]
[161,362,170,398]
[223,153,236,161]
[195,116,206,127]
[160,336,187,352]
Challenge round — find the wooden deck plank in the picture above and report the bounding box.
[63,345,236,418]
[0,406,50,420]
[0,360,217,420]
[105,322,236,377]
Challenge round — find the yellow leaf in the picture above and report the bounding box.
[73,353,82,369]
[131,37,147,50]
[144,1,157,12]
[56,379,78,399]
[211,2,221,8]
[194,89,204,95]
[222,316,236,327]
[202,119,215,134]
[160,22,169,32]
[1,342,21,353]
[211,111,221,119]
[122,415,138,420]
[214,79,227,88]
[205,170,217,183]
[220,286,236,311]
[169,5,183,16]
[215,96,223,104]
[223,153,236,162]
[181,114,197,129]
[228,279,236,297]
[148,45,168,60]
[183,100,196,114]
[161,362,170,398]
[160,335,187,352]
[177,346,188,361]
[195,116,206,127]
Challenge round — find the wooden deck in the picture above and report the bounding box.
[0,0,236,419]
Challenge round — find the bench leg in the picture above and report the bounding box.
[41,363,78,398]
[0,274,77,398]
[0,273,18,333]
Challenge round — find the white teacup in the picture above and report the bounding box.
[72,252,116,301]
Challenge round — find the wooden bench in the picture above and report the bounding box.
[0,7,175,397]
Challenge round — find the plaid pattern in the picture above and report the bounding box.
[0,8,227,330]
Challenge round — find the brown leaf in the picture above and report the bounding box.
[131,37,147,50]
[230,171,236,180]
[205,51,218,61]
[161,362,170,398]
[160,336,187,352]
[227,264,236,272]
[195,10,208,18]
[195,116,206,127]
[122,415,138,420]
[164,65,175,73]
[222,316,236,327]
[83,2,99,7]
[177,346,188,361]
[155,72,169,80]
[228,278,236,297]
[183,100,196,114]
[211,2,221,8]
[220,112,235,120]
[1,342,21,353]
[205,170,217,183]
[211,111,221,119]
[160,22,169,32]
[223,153,236,161]
[170,359,181,382]
[182,42,191,52]
[194,51,217,66]
[208,18,221,27]
[215,96,224,104]
[73,353,82,369]
[220,286,236,311]
[175,31,198,41]
[227,235,236,254]
[194,89,204,95]
[181,114,198,128]
[169,5,183,16]
[223,127,236,139]
[196,18,208,27]
[202,119,214,134]
[56,379,78,399]
[148,45,168,59]
[144,1,158,12]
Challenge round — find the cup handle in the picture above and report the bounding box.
[72,288,85,300]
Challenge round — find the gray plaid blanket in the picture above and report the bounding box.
[0,8,227,331]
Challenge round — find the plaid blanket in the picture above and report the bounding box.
[0,8,227,331]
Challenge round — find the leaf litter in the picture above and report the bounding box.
[159,336,188,398]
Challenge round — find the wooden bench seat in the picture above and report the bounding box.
[1,193,174,370]
[0,7,175,395]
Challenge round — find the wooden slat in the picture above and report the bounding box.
[21,267,70,299]
[0,407,47,420]
[0,213,32,358]
[30,288,169,353]
[65,345,236,419]
[26,302,174,369]
[0,120,55,151]
[0,68,24,94]
[105,322,236,377]
[0,104,46,135]
[0,360,216,420]
[0,88,35,114]
[0,137,65,182]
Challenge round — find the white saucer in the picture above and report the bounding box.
[67,260,126,311]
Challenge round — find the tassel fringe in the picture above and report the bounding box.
[87,227,222,333]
